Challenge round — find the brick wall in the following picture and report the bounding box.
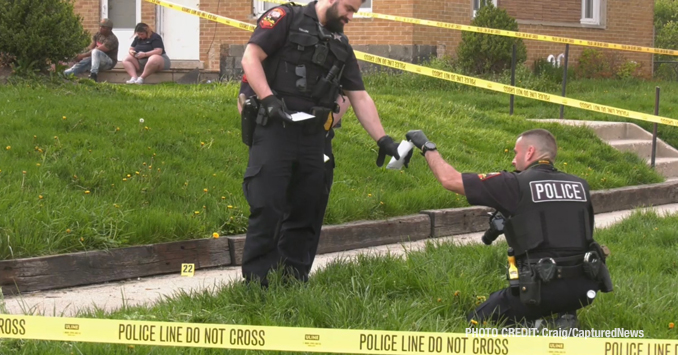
[515,0,655,77]
[73,0,654,77]
[73,0,100,37]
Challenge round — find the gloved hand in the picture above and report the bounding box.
[401,148,414,168]
[261,95,293,122]
[405,130,430,150]
[376,135,400,167]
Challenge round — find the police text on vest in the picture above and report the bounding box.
[529,180,586,203]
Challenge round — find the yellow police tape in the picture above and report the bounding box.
[263,0,678,57]
[144,0,678,128]
[353,52,678,127]
[2,314,677,354]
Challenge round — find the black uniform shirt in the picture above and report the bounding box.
[462,171,520,218]
[248,3,365,92]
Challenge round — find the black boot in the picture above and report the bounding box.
[89,72,98,82]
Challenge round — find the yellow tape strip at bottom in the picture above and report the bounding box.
[1,315,676,354]
[144,0,678,127]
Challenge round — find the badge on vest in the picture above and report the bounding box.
[260,8,286,29]
[529,180,587,203]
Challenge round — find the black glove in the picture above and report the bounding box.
[401,148,414,168]
[405,130,430,150]
[261,95,293,122]
[376,135,400,167]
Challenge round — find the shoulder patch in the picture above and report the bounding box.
[259,8,287,29]
[478,172,501,181]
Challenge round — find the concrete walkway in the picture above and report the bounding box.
[4,203,678,317]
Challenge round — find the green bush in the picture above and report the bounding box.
[0,0,90,75]
[655,0,678,30]
[575,48,643,80]
[616,60,642,80]
[575,48,614,79]
[456,3,527,75]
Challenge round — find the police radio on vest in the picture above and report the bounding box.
[529,180,587,203]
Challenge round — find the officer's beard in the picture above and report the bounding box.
[325,2,348,33]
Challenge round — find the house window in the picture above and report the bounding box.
[253,0,372,17]
[581,0,600,25]
[472,0,498,18]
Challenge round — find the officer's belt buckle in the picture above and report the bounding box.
[536,257,557,282]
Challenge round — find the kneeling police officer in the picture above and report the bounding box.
[405,128,612,328]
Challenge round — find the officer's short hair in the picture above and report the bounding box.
[518,129,557,161]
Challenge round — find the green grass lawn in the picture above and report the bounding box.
[1,211,675,354]
[0,76,668,259]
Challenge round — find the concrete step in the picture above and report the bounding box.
[97,69,220,84]
[608,139,678,159]
[588,122,652,141]
[112,60,204,70]
[648,157,678,179]
[76,68,220,84]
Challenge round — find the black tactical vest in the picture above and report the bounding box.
[504,163,593,258]
[263,2,351,112]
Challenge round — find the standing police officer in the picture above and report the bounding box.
[241,0,401,287]
[405,128,612,327]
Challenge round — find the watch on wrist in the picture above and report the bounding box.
[421,141,437,156]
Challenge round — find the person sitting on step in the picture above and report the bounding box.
[63,18,119,82]
[122,23,171,84]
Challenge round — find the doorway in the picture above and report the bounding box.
[158,0,200,60]
[101,0,141,62]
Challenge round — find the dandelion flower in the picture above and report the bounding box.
[5,146,10,150]
[84,190,90,194]
[194,211,200,214]
[203,188,208,192]
[39,195,43,199]
[368,193,372,197]
[212,233,220,239]
[80,237,84,242]
[670,322,674,329]
[66,229,71,233]
[228,205,233,209]
[127,174,131,178]
[221,196,226,200]
[454,291,460,297]
[62,116,66,120]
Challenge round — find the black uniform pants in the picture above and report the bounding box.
[304,128,335,275]
[242,119,326,286]
[468,277,599,325]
